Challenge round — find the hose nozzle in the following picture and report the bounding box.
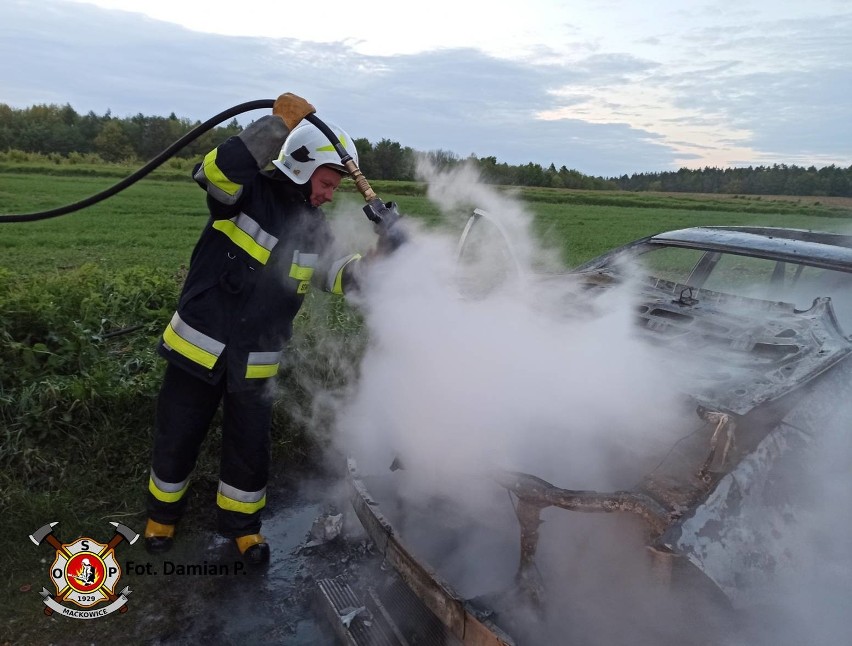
[343,159,377,203]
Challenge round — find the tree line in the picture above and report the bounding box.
[612,165,852,198]
[2,103,850,196]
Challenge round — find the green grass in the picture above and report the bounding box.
[0,173,449,274]
[1,167,852,638]
[533,203,852,266]
[3,172,851,275]
[0,173,203,273]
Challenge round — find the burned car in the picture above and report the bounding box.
[321,219,852,645]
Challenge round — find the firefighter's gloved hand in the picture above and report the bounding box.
[364,199,408,254]
[273,93,316,131]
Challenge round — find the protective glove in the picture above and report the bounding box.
[364,199,408,254]
[273,93,316,131]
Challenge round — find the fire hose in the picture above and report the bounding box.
[0,99,403,241]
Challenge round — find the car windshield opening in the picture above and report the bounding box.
[631,246,852,335]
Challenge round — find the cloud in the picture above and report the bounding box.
[2,0,850,176]
[655,11,852,163]
[0,0,685,175]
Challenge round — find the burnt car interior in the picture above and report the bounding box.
[574,226,852,336]
[329,220,852,646]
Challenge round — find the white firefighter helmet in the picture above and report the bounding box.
[272,120,358,185]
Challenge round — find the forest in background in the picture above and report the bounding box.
[2,103,851,196]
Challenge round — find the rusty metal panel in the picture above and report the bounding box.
[347,460,516,646]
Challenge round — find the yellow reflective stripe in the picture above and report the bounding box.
[245,351,281,379]
[329,253,361,295]
[201,149,240,196]
[217,482,266,514]
[233,212,279,250]
[217,492,266,513]
[148,476,189,504]
[213,219,272,264]
[289,264,314,280]
[316,134,347,153]
[290,251,317,294]
[163,320,220,369]
[246,364,279,379]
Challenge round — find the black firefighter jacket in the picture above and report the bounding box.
[157,115,361,391]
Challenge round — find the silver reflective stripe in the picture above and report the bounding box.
[294,251,318,268]
[247,351,282,365]
[206,181,242,205]
[218,481,266,503]
[170,312,226,356]
[193,150,243,205]
[326,253,361,293]
[290,251,319,293]
[151,469,189,493]
[234,212,279,252]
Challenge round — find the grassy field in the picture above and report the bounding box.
[2,167,852,639]
[3,172,852,274]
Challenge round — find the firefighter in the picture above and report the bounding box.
[143,92,392,564]
[77,558,96,586]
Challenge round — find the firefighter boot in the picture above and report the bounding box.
[144,519,175,554]
[235,534,270,566]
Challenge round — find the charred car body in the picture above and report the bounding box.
[331,221,852,645]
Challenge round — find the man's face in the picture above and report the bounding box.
[308,165,343,207]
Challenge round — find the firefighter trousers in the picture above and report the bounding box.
[146,362,274,538]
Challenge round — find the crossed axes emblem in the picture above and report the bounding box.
[29,521,139,616]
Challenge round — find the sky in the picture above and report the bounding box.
[2,0,851,176]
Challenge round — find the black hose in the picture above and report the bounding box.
[304,113,354,164]
[0,99,275,223]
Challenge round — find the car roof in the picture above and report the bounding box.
[649,226,852,272]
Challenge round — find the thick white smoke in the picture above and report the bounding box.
[336,162,687,496]
[323,164,852,645]
[324,163,697,643]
